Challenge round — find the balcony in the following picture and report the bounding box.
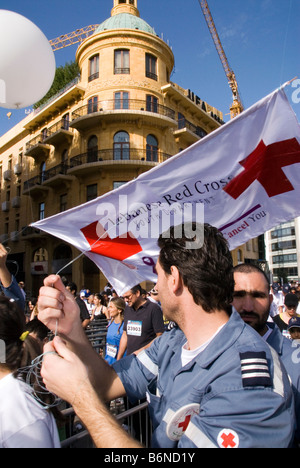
[23,163,74,194]
[68,148,172,176]
[21,226,42,240]
[42,163,74,188]
[70,99,176,131]
[43,119,74,146]
[173,119,208,145]
[25,134,51,159]
[23,175,50,196]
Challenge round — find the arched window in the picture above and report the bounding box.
[89,55,99,82]
[146,134,158,162]
[114,131,130,160]
[87,135,98,163]
[33,247,48,262]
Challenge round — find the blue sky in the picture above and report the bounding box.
[0,0,299,136]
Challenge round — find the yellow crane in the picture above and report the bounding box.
[49,25,99,51]
[198,0,243,118]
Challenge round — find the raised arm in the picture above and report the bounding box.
[38,275,125,402]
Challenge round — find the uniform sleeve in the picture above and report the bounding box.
[112,336,162,404]
[179,384,295,448]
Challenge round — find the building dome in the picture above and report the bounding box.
[95,13,156,35]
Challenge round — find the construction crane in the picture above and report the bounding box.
[198,0,243,118]
[49,25,99,51]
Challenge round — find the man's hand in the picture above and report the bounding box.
[41,336,89,405]
[38,275,82,339]
[41,336,141,449]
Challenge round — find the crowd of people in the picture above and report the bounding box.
[0,225,300,448]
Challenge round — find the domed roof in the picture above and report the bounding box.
[95,13,156,35]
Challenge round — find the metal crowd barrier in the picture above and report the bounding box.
[60,399,151,448]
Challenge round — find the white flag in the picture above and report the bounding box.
[32,87,300,295]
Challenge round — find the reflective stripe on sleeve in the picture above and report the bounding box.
[184,422,217,448]
[137,350,159,376]
[267,344,285,397]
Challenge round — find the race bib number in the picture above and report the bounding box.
[127,320,142,336]
[106,344,118,358]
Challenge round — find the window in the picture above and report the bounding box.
[61,149,68,166]
[33,247,48,262]
[146,95,158,113]
[271,240,296,251]
[40,161,46,183]
[62,113,70,130]
[271,226,295,238]
[146,134,158,162]
[114,131,130,160]
[88,96,98,114]
[113,181,127,190]
[39,202,45,220]
[60,194,67,212]
[87,184,98,202]
[178,112,185,129]
[272,254,297,264]
[89,55,99,81]
[114,50,130,74]
[87,136,98,163]
[146,54,157,80]
[114,91,129,109]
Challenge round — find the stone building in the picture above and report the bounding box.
[0,0,258,296]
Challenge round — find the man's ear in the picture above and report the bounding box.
[169,265,183,293]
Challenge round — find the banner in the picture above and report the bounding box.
[32,87,300,295]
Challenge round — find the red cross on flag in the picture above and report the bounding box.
[32,85,300,295]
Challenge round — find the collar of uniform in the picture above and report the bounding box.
[189,309,245,370]
[163,309,245,372]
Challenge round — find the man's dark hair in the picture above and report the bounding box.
[67,282,77,295]
[233,263,270,289]
[130,284,142,295]
[158,223,234,313]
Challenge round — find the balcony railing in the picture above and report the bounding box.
[45,119,70,137]
[23,164,69,192]
[178,118,207,138]
[71,99,176,121]
[25,134,50,152]
[69,148,171,168]
[42,163,69,181]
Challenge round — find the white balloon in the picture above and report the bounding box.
[0,10,56,109]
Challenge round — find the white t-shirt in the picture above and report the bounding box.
[0,373,61,448]
[181,324,225,367]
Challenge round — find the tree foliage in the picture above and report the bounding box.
[33,61,80,109]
